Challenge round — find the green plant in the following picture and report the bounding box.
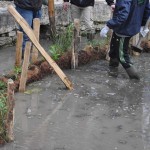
[0,93,8,141]
[89,38,109,48]
[49,45,61,61]
[49,23,74,60]
[13,66,22,79]
[0,94,7,115]
[0,81,7,91]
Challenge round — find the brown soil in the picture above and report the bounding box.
[0,47,107,93]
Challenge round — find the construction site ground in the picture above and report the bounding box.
[0,38,150,150]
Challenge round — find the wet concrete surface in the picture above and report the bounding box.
[0,40,150,150]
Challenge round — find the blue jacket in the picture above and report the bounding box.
[107,0,150,36]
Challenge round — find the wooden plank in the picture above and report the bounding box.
[15,31,23,67]
[19,42,31,92]
[6,79,15,141]
[31,18,40,63]
[8,5,73,90]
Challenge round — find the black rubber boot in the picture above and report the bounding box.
[108,58,119,77]
[109,58,119,67]
[108,66,118,77]
[125,66,140,80]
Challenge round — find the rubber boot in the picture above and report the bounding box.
[125,66,140,80]
[108,66,118,77]
[108,58,119,77]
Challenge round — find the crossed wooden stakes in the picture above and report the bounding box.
[8,5,73,92]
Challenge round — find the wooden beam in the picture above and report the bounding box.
[8,5,73,90]
[19,42,31,92]
[31,18,40,63]
[15,31,23,67]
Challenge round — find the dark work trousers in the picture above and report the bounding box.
[109,32,133,69]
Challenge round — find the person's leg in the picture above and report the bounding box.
[108,32,120,77]
[70,4,81,21]
[117,35,140,80]
[16,6,33,58]
[81,6,95,41]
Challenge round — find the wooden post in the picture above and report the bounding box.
[19,42,31,92]
[132,34,139,46]
[71,19,80,69]
[8,5,73,90]
[132,34,140,56]
[15,31,23,67]
[6,79,15,141]
[48,0,56,41]
[31,18,40,63]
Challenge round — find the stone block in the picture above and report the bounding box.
[0,0,111,46]
[0,36,12,46]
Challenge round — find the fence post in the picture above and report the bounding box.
[31,18,40,63]
[71,19,80,69]
[6,79,15,141]
[19,42,31,92]
[15,31,23,67]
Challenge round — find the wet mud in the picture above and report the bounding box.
[0,39,150,150]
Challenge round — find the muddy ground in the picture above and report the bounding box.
[0,38,150,150]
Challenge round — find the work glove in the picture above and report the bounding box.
[140,26,149,37]
[100,26,110,38]
[63,2,70,11]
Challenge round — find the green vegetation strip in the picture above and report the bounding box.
[0,81,8,143]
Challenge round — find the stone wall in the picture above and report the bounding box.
[0,1,111,47]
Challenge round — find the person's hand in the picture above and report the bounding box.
[63,2,70,11]
[100,26,110,38]
[140,26,149,37]
[110,4,115,12]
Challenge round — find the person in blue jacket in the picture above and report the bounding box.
[100,0,150,80]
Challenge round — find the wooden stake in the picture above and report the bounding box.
[8,5,73,90]
[19,42,31,92]
[71,19,80,69]
[132,34,139,46]
[6,79,15,141]
[15,31,23,67]
[48,0,56,41]
[132,34,140,56]
[31,18,40,63]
